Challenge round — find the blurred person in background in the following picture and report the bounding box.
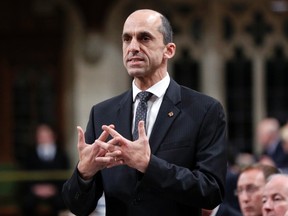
[280,123,288,153]
[280,123,288,173]
[21,124,70,216]
[262,174,288,216]
[236,163,280,216]
[225,151,257,213]
[256,118,288,170]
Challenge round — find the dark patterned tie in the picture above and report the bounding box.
[133,91,153,140]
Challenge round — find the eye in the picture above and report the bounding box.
[122,35,131,42]
[273,195,284,202]
[142,36,150,41]
[246,185,260,193]
[138,32,153,43]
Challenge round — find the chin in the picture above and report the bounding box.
[128,70,146,77]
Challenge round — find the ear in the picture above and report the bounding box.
[163,43,176,59]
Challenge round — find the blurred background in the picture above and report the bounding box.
[1,0,288,215]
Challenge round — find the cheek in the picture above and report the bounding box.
[274,204,288,215]
[149,53,163,65]
[254,192,262,198]
[252,193,263,205]
[238,196,248,206]
[122,48,127,57]
[122,51,128,64]
[122,44,129,54]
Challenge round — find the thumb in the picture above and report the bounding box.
[77,126,85,150]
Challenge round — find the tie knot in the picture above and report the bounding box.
[137,91,152,102]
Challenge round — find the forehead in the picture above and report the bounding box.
[238,169,265,186]
[123,11,162,34]
[264,177,288,195]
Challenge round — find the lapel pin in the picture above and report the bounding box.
[168,111,174,117]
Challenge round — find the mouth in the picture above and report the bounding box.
[243,206,254,213]
[126,57,145,68]
[127,57,144,62]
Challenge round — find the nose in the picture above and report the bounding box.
[239,189,251,199]
[128,38,140,53]
[263,199,273,212]
[239,192,250,203]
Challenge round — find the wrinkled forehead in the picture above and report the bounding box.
[123,10,162,33]
[264,177,288,195]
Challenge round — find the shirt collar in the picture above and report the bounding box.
[132,72,170,101]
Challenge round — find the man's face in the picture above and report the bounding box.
[237,169,266,216]
[122,10,167,79]
[262,176,288,216]
[36,125,55,145]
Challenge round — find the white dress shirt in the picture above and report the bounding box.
[37,143,56,161]
[132,73,170,138]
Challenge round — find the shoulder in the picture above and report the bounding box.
[167,79,225,117]
[169,79,221,106]
[91,90,131,110]
[179,85,224,113]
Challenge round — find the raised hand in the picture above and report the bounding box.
[99,121,151,173]
[77,125,116,180]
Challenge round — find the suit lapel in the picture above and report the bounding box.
[115,90,134,140]
[114,80,182,153]
[149,80,181,154]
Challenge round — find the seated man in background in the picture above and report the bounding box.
[257,118,288,170]
[262,174,288,216]
[236,163,280,216]
[21,124,70,216]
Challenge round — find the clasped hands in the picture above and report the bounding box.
[77,121,151,180]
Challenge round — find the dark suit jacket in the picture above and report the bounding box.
[264,140,288,169]
[22,145,70,213]
[24,145,70,190]
[62,79,227,216]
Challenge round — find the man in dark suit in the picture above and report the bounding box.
[62,9,227,216]
[22,124,69,216]
[257,118,288,169]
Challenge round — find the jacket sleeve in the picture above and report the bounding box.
[62,167,103,216]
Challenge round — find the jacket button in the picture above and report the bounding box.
[132,198,137,205]
[74,192,80,200]
[132,196,142,205]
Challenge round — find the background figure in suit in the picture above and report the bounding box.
[256,118,288,170]
[62,9,227,216]
[22,124,69,216]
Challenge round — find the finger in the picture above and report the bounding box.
[102,125,122,139]
[95,139,115,152]
[77,126,85,150]
[105,150,122,157]
[138,121,146,139]
[98,124,115,141]
[107,136,122,146]
[92,125,115,156]
[95,156,114,164]
[106,158,124,168]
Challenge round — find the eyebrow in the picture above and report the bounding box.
[122,31,155,39]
